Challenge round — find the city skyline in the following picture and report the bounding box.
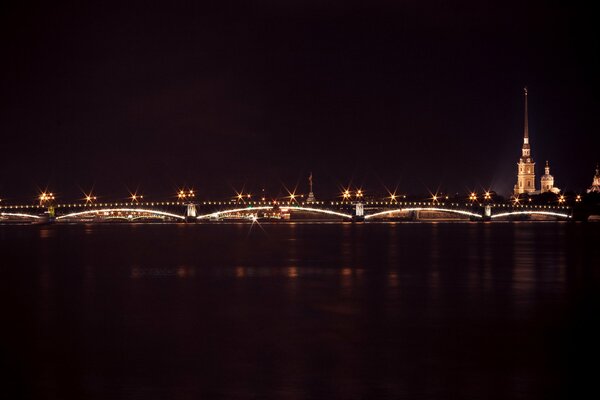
[1,1,599,200]
[1,84,598,202]
[1,161,599,203]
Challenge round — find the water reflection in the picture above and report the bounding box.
[428,223,440,294]
[388,271,399,288]
[482,224,493,292]
[287,266,298,278]
[512,224,537,306]
[130,265,195,278]
[1,222,592,399]
[186,264,366,280]
[235,266,245,278]
[466,224,480,292]
[38,227,55,239]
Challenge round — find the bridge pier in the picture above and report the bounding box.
[482,205,491,221]
[185,203,197,223]
[352,202,365,222]
[42,205,56,224]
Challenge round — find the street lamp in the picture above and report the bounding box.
[178,189,196,200]
[39,192,55,205]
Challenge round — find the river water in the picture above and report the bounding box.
[1,222,598,399]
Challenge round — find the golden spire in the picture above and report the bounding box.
[523,87,529,142]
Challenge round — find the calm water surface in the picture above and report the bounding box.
[1,222,599,399]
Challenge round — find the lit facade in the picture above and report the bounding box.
[540,161,560,194]
[588,164,600,193]
[514,88,537,195]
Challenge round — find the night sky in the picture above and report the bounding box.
[1,1,598,201]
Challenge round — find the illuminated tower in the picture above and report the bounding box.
[587,164,600,193]
[514,87,537,195]
[540,161,560,194]
[307,172,316,202]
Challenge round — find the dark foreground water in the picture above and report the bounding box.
[1,222,599,399]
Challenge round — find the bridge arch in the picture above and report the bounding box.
[0,212,41,220]
[281,206,353,219]
[490,210,571,219]
[365,207,482,220]
[196,205,353,220]
[56,208,185,221]
[196,206,274,220]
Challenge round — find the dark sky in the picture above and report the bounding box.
[1,0,598,201]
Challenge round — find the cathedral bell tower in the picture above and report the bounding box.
[514,87,537,195]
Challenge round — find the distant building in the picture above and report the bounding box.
[514,88,537,195]
[307,172,316,202]
[588,164,600,193]
[540,161,560,194]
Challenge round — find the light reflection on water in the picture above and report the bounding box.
[512,224,537,299]
[1,222,595,399]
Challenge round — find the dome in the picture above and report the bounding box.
[541,174,553,182]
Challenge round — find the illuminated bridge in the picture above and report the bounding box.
[0,199,582,223]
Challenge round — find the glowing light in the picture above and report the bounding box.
[285,187,299,203]
[178,189,195,199]
[84,192,97,203]
[38,192,55,204]
[484,191,491,200]
[469,192,477,201]
[558,195,565,204]
[130,192,144,202]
